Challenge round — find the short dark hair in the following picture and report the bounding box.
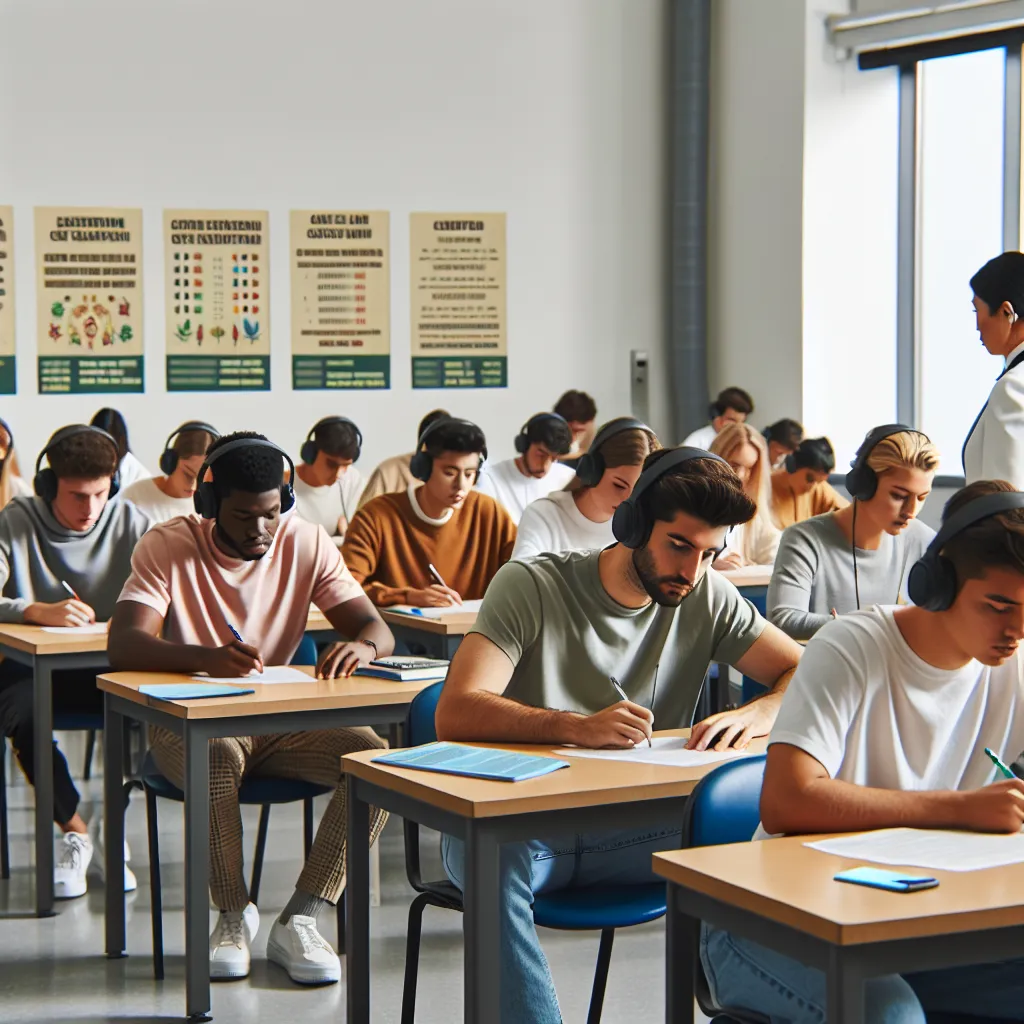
[553,390,597,424]
[47,428,119,480]
[524,414,572,455]
[417,409,450,444]
[941,480,1024,589]
[314,419,360,460]
[970,251,1024,317]
[424,419,487,459]
[172,428,217,460]
[711,387,754,418]
[207,431,285,503]
[90,407,129,459]
[764,418,803,450]
[791,437,835,474]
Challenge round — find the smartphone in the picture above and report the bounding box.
[834,866,938,893]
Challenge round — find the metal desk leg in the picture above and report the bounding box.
[665,888,697,1023]
[104,698,127,958]
[33,657,54,917]
[346,774,370,1024]
[463,821,501,1023]
[183,725,211,1022]
[826,948,864,1024]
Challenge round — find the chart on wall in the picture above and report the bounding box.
[290,210,390,390]
[410,213,507,388]
[34,207,144,394]
[163,210,270,391]
[0,207,15,394]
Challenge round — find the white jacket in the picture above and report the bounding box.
[963,342,1024,487]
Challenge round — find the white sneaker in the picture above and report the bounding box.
[91,820,137,892]
[209,903,260,980]
[54,832,92,899]
[267,915,341,985]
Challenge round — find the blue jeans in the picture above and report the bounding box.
[701,924,1024,1022]
[441,825,681,1024]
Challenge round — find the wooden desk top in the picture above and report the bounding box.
[343,732,767,820]
[0,622,110,657]
[653,834,1024,945]
[717,566,773,589]
[305,608,332,633]
[379,609,477,636]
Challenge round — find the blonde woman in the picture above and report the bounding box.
[709,423,780,568]
[0,418,32,508]
[768,425,939,640]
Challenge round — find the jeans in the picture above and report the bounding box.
[441,825,681,1024]
[701,924,1024,1022]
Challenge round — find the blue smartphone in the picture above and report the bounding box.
[834,866,938,893]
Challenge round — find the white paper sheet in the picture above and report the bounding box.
[553,736,749,768]
[40,623,108,634]
[805,827,1024,872]
[387,599,484,619]
[193,666,311,686]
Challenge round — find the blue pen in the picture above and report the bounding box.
[228,623,244,644]
[984,746,1016,780]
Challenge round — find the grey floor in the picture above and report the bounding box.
[0,734,712,1023]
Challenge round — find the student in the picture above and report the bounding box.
[709,423,780,568]
[121,421,219,524]
[0,417,33,506]
[703,479,1024,1022]
[475,413,575,524]
[762,417,804,470]
[356,408,449,510]
[770,436,847,529]
[963,251,1024,487]
[109,431,394,984]
[768,425,938,641]
[0,425,149,898]
[682,386,754,450]
[512,417,660,560]
[435,447,803,1023]
[90,407,150,488]
[553,389,597,465]
[343,417,516,607]
[293,415,365,545]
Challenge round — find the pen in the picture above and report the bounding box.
[227,623,245,644]
[428,563,447,588]
[61,580,80,601]
[984,746,1016,780]
[610,675,652,748]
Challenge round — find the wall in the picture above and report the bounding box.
[0,0,671,472]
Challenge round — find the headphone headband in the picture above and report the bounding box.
[165,421,220,450]
[417,416,477,451]
[410,417,487,483]
[193,437,296,518]
[929,492,1024,559]
[628,446,727,507]
[35,424,118,478]
[589,417,649,454]
[574,417,653,488]
[306,415,362,447]
[515,412,571,455]
[846,423,927,503]
[34,424,121,502]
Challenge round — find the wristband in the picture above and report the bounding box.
[358,638,378,658]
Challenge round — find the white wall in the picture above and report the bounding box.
[0,0,670,472]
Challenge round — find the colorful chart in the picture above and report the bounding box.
[0,206,15,394]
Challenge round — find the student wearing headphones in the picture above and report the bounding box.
[0,425,149,899]
[768,426,938,641]
[762,417,804,470]
[357,408,449,510]
[109,431,394,984]
[705,479,1024,1022]
[552,389,598,466]
[512,417,660,560]
[293,415,365,545]
[475,412,575,524]
[770,436,847,529]
[436,447,802,1023]
[682,386,754,450]
[122,421,219,523]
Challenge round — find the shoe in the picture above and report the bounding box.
[91,819,137,892]
[209,903,260,981]
[267,915,341,985]
[54,832,92,899]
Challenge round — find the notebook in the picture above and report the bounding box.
[141,683,256,701]
[373,742,569,782]
[355,656,449,682]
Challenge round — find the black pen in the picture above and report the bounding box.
[610,675,652,748]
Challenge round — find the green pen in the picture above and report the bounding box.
[984,746,1016,780]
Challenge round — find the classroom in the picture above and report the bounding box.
[5,1,1024,1022]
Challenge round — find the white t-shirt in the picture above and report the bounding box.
[513,489,614,560]
[118,452,151,489]
[475,458,575,525]
[681,424,717,450]
[292,468,366,547]
[10,475,31,499]
[122,477,196,525]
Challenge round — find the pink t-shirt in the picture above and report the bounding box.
[117,512,365,665]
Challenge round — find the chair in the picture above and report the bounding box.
[399,681,668,1024]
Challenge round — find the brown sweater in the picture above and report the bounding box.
[342,488,517,605]
[770,471,848,530]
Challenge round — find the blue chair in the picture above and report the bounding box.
[399,681,667,1024]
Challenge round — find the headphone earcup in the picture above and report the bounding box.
[108,468,120,500]
[409,451,432,482]
[845,465,877,502]
[280,482,295,514]
[194,481,217,519]
[611,499,649,549]
[33,468,57,503]
[159,449,178,476]
[514,433,528,455]
[784,453,797,474]
[300,440,318,465]
[907,555,957,612]
[575,451,604,489]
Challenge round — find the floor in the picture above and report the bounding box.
[0,733,713,1024]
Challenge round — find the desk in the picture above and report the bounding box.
[654,835,1024,1023]
[343,732,767,1023]
[98,669,437,1023]
[304,607,336,638]
[0,623,111,916]
[379,609,476,659]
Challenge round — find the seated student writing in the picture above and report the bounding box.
[293,415,365,545]
[552,388,597,468]
[109,431,394,985]
[475,412,575,524]
[762,417,804,470]
[512,416,660,560]
[0,424,149,898]
[704,478,1024,1022]
[435,447,803,1024]
[682,386,754,450]
[343,417,516,607]
[357,408,449,510]
[769,425,938,641]
[770,435,847,529]
[122,420,219,523]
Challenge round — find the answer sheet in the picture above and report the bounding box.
[806,828,1024,872]
[553,736,750,768]
[193,666,311,686]
[40,623,108,634]
[387,599,484,619]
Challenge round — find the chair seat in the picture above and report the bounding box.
[533,882,666,931]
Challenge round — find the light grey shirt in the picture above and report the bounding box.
[471,550,765,729]
[768,513,934,641]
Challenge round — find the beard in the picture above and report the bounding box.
[631,546,694,607]
[214,523,269,562]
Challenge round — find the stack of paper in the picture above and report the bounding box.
[193,666,311,686]
[374,742,569,782]
[806,828,1024,872]
[387,599,484,619]
[554,736,749,768]
[41,623,108,634]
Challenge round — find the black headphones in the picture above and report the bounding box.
[907,492,1024,612]
[846,424,919,501]
[409,418,487,483]
[34,425,121,502]
[193,438,295,519]
[513,413,570,455]
[611,446,728,549]
[300,416,363,466]
[575,417,651,488]
[159,421,220,476]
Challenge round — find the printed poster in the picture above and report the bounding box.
[163,210,270,391]
[290,210,390,390]
[0,207,14,393]
[34,207,144,394]
[410,212,506,388]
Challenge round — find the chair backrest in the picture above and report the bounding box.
[683,754,767,849]
[406,680,444,747]
[291,633,318,667]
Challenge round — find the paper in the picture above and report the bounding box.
[142,682,255,701]
[374,742,568,782]
[193,666,311,686]
[387,599,483,619]
[806,827,1024,873]
[553,736,749,768]
[40,623,108,634]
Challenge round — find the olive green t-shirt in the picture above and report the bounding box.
[471,549,766,728]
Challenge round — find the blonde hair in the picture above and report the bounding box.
[710,423,778,563]
[570,424,661,491]
[865,430,940,479]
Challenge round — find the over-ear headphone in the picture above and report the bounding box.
[300,416,363,466]
[513,413,570,455]
[159,421,220,476]
[34,425,121,502]
[193,438,296,519]
[846,424,917,502]
[907,491,1024,612]
[575,417,650,488]
[612,446,728,549]
[409,418,488,483]
[783,437,835,476]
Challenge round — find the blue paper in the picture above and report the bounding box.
[141,683,256,701]
[373,742,570,782]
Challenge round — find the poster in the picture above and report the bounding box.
[163,210,270,391]
[410,212,506,388]
[34,207,144,394]
[0,207,14,394]
[290,210,389,390]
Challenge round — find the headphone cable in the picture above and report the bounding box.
[852,499,861,611]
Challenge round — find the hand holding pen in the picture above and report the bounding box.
[571,674,654,750]
[203,622,264,677]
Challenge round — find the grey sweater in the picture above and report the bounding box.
[767,512,934,641]
[0,495,151,622]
